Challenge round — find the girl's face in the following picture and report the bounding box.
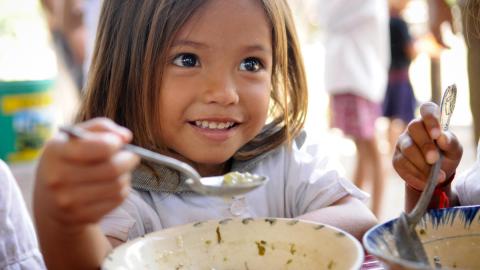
[158,0,273,176]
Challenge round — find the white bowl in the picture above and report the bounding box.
[102,218,364,270]
[363,206,480,270]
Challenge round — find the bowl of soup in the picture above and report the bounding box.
[102,218,364,269]
[363,205,480,270]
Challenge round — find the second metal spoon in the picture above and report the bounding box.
[393,84,457,265]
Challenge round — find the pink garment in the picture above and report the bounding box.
[331,93,381,140]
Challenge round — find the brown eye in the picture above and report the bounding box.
[172,53,200,67]
[240,57,263,72]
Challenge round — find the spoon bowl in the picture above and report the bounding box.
[186,175,268,197]
[60,126,267,197]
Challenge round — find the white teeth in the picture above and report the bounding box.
[194,121,234,130]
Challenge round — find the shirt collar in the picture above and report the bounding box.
[131,131,306,193]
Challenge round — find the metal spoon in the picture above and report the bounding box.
[59,126,268,197]
[393,84,457,265]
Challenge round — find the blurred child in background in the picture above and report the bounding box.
[317,0,390,217]
[383,0,418,154]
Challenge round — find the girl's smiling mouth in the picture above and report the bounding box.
[188,119,240,141]
[192,120,237,130]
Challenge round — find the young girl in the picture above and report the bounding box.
[33,0,377,269]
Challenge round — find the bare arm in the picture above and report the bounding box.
[296,195,377,240]
[33,217,112,270]
[34,118,139,270]
[427,0,453,48]
[406,39,418,61]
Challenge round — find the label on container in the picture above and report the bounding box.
[0,90,54,163]
[2,92,53,114]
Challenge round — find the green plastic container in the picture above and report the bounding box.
[0,80,55,163]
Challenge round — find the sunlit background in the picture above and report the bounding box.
[291,0,475,220]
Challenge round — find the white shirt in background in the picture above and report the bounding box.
[315,0,390,103]
[455,143,480,205]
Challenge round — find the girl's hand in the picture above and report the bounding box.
[392,102,463,191]
[34,118,140,229]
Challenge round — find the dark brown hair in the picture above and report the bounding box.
[78,0,308,160]
[463,0,480,43]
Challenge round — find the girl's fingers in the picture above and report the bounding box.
[46,150,140,187]
[52,174,131,215]
[77,117,132,142]
[36,118,138,226]
[397,133,430,176]
[393,148,447,191]
[58,132,124,163]
[57,195,129,225]
[393,103,461,191]
[437,131,463,160]
[47,118,134,163]
[406,119,439,165]
[393,148,428,190]
[419,102,441,140]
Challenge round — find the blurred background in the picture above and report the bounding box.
[0,0,476,222]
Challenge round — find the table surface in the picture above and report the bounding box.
[361,255,384,270]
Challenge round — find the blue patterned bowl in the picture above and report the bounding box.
[363,206,480,270]
[102,218,364,269]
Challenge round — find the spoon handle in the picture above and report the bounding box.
[59,126,201,181]
[440,84,457,131]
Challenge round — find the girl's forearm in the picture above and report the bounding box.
[35,215,112,270]
[296,196,377,240]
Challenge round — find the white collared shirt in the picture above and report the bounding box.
[455,143,480,205]
[315,0,390,103]
[100,140,369,241]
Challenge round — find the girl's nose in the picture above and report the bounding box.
[202,74,240,105]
